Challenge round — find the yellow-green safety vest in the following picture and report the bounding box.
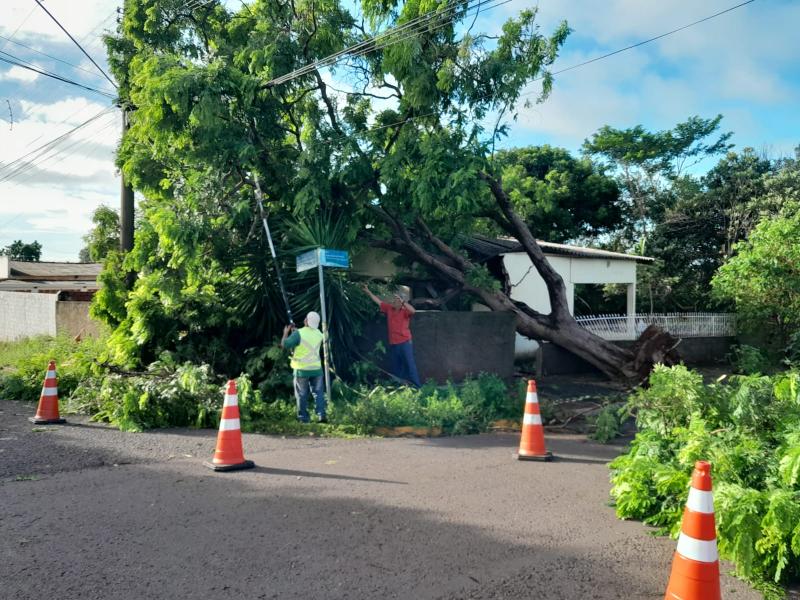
[290,327,324,370]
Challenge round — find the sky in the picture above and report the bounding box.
[0,0,798,261]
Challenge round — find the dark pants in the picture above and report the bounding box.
[389,341,421,388]
[294,375,325,422]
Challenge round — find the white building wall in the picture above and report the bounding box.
[503,253,638,358]
[0,291,58,341]
[569,257,636,284]
[504,254,574,314]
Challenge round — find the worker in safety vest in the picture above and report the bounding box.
[281,311,327,423]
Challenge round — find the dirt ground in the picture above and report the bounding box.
[1,399,762,600]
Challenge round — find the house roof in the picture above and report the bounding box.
[4,260,102,281]
[464,235,654,264]
[0,279,100,292]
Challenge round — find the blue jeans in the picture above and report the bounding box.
[294,375,325,422]
[389,341,421,388]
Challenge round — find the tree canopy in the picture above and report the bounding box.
[1,240,42,262]
[79,206,121,263]
[493,145,620,243]
[96,0,673,379]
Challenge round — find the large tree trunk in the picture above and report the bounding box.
[368,173,679,383]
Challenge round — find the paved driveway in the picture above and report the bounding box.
[0,400,760,599]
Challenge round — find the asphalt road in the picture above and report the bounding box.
[1,400,761,600]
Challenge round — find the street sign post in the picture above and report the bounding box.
[296,248,350,408]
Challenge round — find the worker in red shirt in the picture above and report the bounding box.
[362,284,422,388]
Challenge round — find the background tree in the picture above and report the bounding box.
[79,206,121,262]
[583,116,732,255]
[712,208,800,354]
[491,145,620,243]
[645,148,775,311]
[1,240,42,261]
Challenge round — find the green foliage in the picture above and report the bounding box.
[610,366,800,589]
[0,335,107,403]
[334,373,516,435]
[731,345,775,375]
[79,205,121,262]
[713,209,800,352]
[493,145,621,242]
[0,335,517,438]
[591,405,623,444]
[584,116,732,256]
[0,239,42,261]
[94,0,577,379]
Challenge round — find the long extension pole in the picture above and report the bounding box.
[252,173,294,326]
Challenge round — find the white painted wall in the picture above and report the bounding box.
[502,253,639,358]
[0,291,58,341]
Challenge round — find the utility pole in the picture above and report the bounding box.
[119,110,134,253]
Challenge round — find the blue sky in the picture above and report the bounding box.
[0,0,798,261]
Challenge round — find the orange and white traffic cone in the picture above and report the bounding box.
[664,461,721,600]
[517,379,552,461]
[30,360,66,424]
[204,380,254,472]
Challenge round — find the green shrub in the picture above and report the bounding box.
[610,365,800,590]
[591,405,623,443]
[68,358,222,431]
[731,344,774,375]
[0,334,108,402]
[329,373,514,435]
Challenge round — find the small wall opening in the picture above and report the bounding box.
[574,283,627,316]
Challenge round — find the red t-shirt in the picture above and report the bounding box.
[380,302,413,345]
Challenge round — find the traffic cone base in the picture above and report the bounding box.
[205,380,254,472]
[517,450,553,462]
[29,416,66,425]
[204,459,255,472]
[517,380,553,461]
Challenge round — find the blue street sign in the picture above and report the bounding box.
[319,249,350,269]
[295,249,319,273]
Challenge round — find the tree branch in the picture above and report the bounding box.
[479,170,572,319]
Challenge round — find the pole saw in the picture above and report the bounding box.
[252,172,294,326]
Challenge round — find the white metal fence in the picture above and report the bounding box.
[575,313,736,341]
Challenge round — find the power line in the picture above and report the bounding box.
[0,53,117,99]
[33,0,118,89]
[0,5,36,52]
[266,0,484,86]
[521,0,757,97]
[265,0,508,87]
[14,99,101,156]
[0,108,113,179]
[3,114,119,186]
[0,34,109,82]
[0,107,116,178]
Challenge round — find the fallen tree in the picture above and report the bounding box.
[103,0,677,380]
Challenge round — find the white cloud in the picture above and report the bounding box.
[0,65,39,83]
[0,1,119,43]
[19,97,110,124]
[482,0,800,151]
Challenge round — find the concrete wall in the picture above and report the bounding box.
[539,336,736,376]
[56,301,101,339]
[0,291,58,341]
[357,311,516,383]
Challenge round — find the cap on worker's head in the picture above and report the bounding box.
[306,311,321,329]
